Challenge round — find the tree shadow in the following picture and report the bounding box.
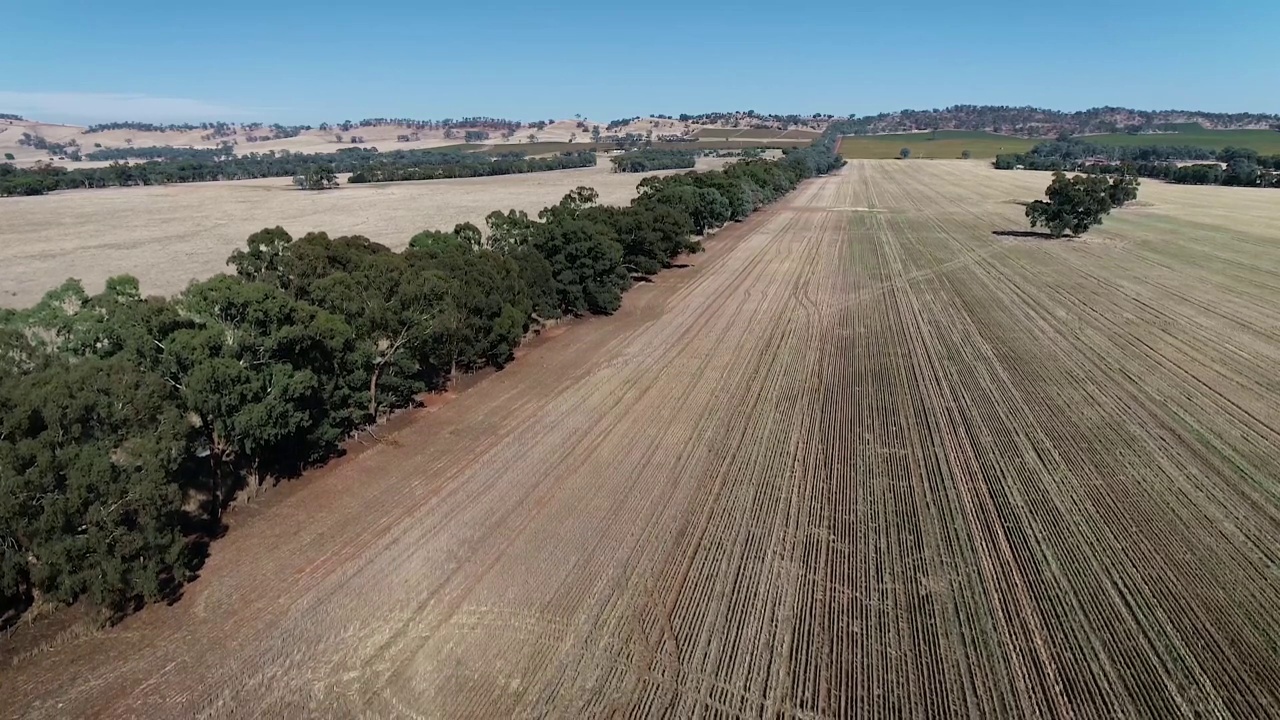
[991,230,1063,240]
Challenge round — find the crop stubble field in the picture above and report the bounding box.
[3,161,1279,718]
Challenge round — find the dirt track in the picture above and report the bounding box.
[4,161,1279,718]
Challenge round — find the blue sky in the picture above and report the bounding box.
[4,0,1278,124]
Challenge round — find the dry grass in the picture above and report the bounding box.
[0,158,728,307]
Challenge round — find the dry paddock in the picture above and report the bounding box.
[3,160,1280,718]
[0,158,727,308]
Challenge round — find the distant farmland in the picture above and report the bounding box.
[839,131,1037,159]
[691,127,821,141]
[840,126,1280,159]
[1077,126,1280,153]
[474,139,811,156]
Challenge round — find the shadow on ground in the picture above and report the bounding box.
[992,230,1064,240]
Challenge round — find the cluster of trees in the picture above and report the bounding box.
[267,123,308,139]
[463,130,491,143]
[995,139,1280,189]
[0,136,845,626]
[600,132,649,149]
[610,149,697,172]
[83,122,201,134]
[845,105,1280,137]
[703,148,766,159]
[292,166,339,190]
[80,121,311,142]
[200,122,239,141]
[994,139,1218,170]
[1077,160,1280,188]
[347,117,525,132]
[607,117,640,131]
[349,151,597,183]
[0,113,24,121]
[675,111,832,130]
[1025,171,1139,237]
[0,147,595,197]
[18,132,79,157]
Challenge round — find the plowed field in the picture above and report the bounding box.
[4,161,1279,718]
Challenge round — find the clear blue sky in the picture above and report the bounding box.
[3,0,1278,124]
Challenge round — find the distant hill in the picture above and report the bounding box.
[0,113,811,165]
[846,105,1280,138]
[5,106,1278,165]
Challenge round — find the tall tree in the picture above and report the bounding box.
[1026,171,1127,237]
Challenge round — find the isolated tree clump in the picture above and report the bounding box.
[1025,171,1139,237]
[293,165,339,190]
[960,149,972,160]
[899,147,911,159]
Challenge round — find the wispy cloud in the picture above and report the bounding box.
[0,91,269,124]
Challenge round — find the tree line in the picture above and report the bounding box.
[610,149,697,173]
[84,145,236,162]
[0,113,24,121]
[995,139,1280,189]
[993,139,1219,168]
[84,122,203,134]
[349,151,597,183]
[0,134,846,627]
[1077,160,1280,188]
[0,148,588,197]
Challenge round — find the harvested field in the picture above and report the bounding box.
[4,160,1280,718]
[0,158,727,307]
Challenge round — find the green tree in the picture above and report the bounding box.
[294,165,338,190]
[1107,175,1140,207]
[961,149,972,160]
[169,276,362,500]
[529,188,630,315]
[0,355,194,614]
[899,147,911,159]
[3,153,13,161]
[1025,171,1126,237]
[227,226,294,285]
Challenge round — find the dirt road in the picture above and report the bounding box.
[4,161,1278,718]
